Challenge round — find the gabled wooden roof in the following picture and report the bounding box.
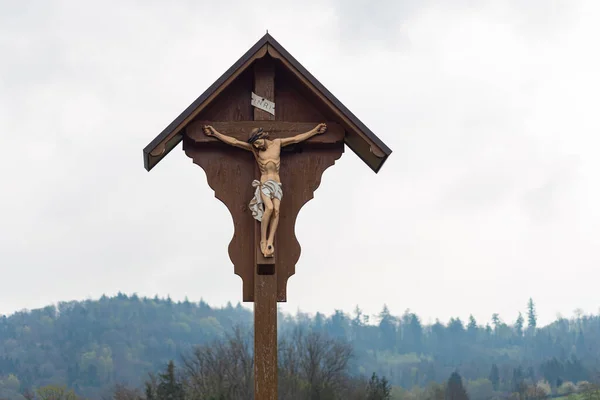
[143,33,392,173]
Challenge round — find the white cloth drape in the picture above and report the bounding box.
[249,179,283,221]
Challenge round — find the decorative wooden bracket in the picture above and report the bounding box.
[182,124,343,301]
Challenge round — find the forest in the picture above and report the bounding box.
[1,294,600,399]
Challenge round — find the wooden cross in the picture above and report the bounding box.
[143,34,391,399]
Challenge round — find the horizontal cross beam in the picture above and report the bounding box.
[186,120,344,144]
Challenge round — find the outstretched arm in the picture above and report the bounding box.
[280,123,327,147]
[203,125,252,151]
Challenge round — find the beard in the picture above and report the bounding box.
[254,142,267,151]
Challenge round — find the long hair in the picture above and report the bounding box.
[247,128,268,144]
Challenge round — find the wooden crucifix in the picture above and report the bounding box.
[142,34,391,399]
[202,121,328,258]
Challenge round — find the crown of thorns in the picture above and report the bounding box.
[247,128,268,144]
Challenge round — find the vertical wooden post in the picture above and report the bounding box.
[253,57,278,400]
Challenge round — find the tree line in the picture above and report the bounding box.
[1,294,600,399]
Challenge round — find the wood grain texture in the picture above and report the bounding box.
[253,58,275,122]
[276,147,343,299]
[182,142,256,301]
[182,70,257,302]
[187,120,344,144]
[272,65,344,301]
[253,56,278,400]
[254,271,277,399]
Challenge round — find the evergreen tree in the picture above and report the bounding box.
[527,298,537,334]
[407,313,424,354]
[446,372,469,400]
[576,331,585,356]
[489,364,500,391]
[515,312,524,337]
[565,355,586,383]
[448,318,465,337]
[183,296,191,309]
[367,373,392,400]
[526,366,535,381]
[378,305,397,350]
[314,312,325,332]
[327,309,349,338]
[156,361,184,400]
[352,305,364,342]
[467,315,477,339]
[352,305,363,328]
[512,366,524,394]
[540,357,564,388]
[484,324,492,338]
[145,380,155,400]
[199,298,210,310]
[491,314,501,333]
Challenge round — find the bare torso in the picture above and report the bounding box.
[255,139,282,183]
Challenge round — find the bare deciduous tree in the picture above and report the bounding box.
[279,327,354,399]
[113,325,372,400]
[181,326,253,400]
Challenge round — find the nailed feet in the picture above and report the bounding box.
[260,240,275,258]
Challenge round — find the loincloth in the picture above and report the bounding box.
[249,179,283,222]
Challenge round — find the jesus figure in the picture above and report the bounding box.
[203,123,327,257]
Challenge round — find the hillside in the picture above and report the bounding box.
[0,295,599,399]
[0,294,252,398]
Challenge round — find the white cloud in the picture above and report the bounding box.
[1,0,599,327]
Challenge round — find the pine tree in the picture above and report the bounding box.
[527,298,537,334]
[408,313,424,354]
[489,364,500,391]
[515,312,524,337]
[485,324,492,338]
[352,305,364,342]
[576,331,585,356]
[156,361,184,400]
[352,305,363,328]
[378,305,397,350]
[525,366,535,384]
[512,366,524,394]
[367,373,392,400]
[446,372,469,400]
[491,314,501,333]
[145,381,155,400]
[314,312,325,331]
[467,315,477,339]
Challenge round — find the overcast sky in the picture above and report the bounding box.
[1,0,599,327]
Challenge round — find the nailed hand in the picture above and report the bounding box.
[316,123,327,134]
[203,125,214,136]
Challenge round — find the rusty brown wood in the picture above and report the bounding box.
[253,57,278,400]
